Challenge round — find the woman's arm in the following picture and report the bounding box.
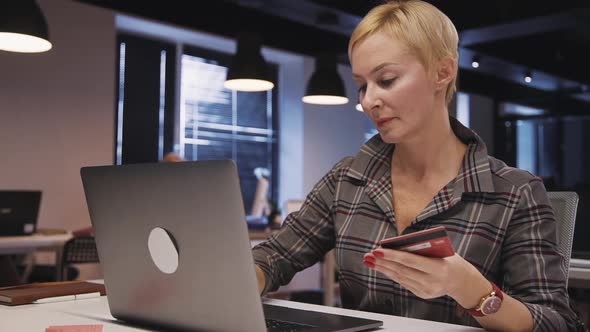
[251,157,352,295]
[447,255,533,331]
[365,249,533,331]
[499,178,580,331]
[364,177,580,331]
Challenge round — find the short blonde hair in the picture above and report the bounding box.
[348,0,459,105]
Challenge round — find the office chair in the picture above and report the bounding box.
[548,191,579,287]
[58,236,100,281]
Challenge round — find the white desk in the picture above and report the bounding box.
[568,259,590,289]
[0,233,72,255]
[0,293,483,331]
[0,233,73,281]
[569,267,590,289]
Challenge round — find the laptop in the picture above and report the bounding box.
[0,190,42,236]
[80,160,383,332]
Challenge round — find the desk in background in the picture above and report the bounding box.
[0,233,72,282]
[0,292,483,331]
[569,259,590,289]
[570,267,590,289]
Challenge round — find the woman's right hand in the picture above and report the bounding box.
[255,265,266,294]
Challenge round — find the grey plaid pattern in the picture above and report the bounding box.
[252,118,580,331]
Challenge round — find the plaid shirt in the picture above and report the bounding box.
[253,118,580,331]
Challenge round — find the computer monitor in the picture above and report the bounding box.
[0,190,42,236]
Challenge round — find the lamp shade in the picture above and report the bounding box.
[302,54,349,105]
[0,0,52,53]
[224,32,273,91]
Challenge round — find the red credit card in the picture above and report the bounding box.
[379,226,454,258]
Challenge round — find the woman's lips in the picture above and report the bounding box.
[376,117,395,127]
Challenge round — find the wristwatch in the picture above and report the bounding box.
[466,282,504,317]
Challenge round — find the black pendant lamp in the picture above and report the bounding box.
[302,53,349,105]
[224,32,274,92]
[0,0,52,53]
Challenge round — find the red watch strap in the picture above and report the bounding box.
[466,282,503,317]
[467,307,486,317]
[492,282,503,299]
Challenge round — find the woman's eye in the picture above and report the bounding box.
[357,84,367,95]
[379,78,396,87]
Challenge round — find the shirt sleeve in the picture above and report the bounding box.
[252,157,352,295]
[502,177,582,331]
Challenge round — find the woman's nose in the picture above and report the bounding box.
[362,85,382,112]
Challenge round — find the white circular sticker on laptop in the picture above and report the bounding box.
[148,227,179,274]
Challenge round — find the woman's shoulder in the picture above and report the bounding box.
[487,155,542,191]
[327,156,355,176]
[335,156,355,167]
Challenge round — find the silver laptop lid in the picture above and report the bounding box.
[81,160,266,331]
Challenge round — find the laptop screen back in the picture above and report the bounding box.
[81,160,267,331]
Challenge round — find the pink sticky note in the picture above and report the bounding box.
[45,325,103,332]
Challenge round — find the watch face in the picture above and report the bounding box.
[481,296,502,315]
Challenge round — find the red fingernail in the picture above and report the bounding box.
[364,256,375,263]
[373,250,384,258]
[363,260,375,268]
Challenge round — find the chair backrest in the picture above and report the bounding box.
[62,236,100,265]
[547,191,579,285]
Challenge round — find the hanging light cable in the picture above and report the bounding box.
[0,0,52,53]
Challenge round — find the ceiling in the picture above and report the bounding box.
[75,0,590,113]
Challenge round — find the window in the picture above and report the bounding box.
[116,37,279,213]
[456,92,470,128]
[115,34,176,165]
[515,117,557,178]
[364,129,378,142]
[180,47,278,212]
[516,120,537,174]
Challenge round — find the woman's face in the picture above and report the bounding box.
[351,31,438,144]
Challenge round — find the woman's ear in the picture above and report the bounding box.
[434,57,457,91]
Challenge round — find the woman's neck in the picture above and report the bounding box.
[392,110,466,182]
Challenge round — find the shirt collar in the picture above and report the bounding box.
[346,116,495,194]
[449,117,495,194]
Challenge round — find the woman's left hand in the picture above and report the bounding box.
[363,249,488,306]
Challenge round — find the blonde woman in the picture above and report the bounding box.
[252,1,582,330]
